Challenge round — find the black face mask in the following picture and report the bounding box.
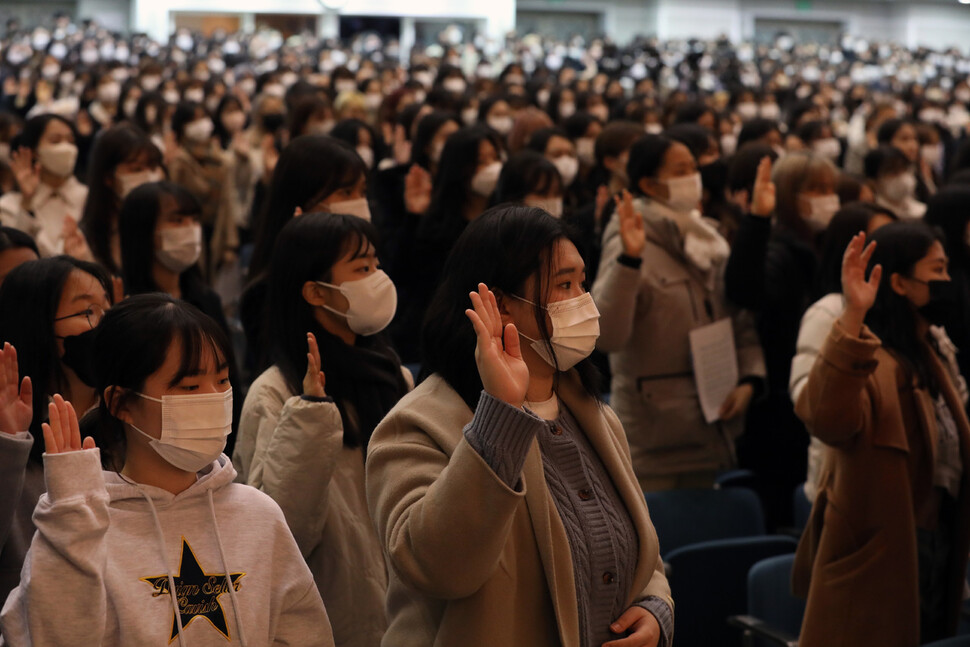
[261,112,285,133]
[61,327,98,387]
[917,279,957,327]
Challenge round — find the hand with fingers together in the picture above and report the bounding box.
[10,147,40,205]
[303,332,327,398]
[840,231,882,336]
[616,190,646,258]
[750,156,776,218]
[602,605,662,647]
[464,283,530,408]
[41,394,96,455]
[0,342,32,435]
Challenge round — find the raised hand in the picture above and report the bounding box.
[840,232,882,335]
[0,343,32,435]
[465,283,530,408]
[303,332,327,398]
[750,156,775,217]
[616,190,646,258]
[41,394,96,455]
[10,147,40,204]
[393,124,411,166]
[404,165,432,215]
[594,184,611,226]
[62,216,95,262]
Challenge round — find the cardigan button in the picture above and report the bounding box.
[550,424,563,436]
[602,572,616,585]
[578,488,593,501]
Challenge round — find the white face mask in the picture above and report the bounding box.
[185,118,214,143]
[645,123,663,135]
[430,141,445,164]
[184,88,205,103]
[553,156,579,186]
[805,194,840,230]
[487,115,513,136]
[662,173,703,212]
[471,161,502,196]
[880,174,916,204]
[812,137,841,162]
[123,98,138,118]
[576,137,596,165]
[97,82,121,104]
[118,168,164,198]
[760,103,781,120]
[334,79,357,94]
[588,105,610,122]
[461,108,478,126]
[156,223,202,272]
[526,196,564,218]
[141,75,161,91]
[559,102,576,119]
[443,78,467,94]
[515,292,600,371]
[736,102,759,120]
[921,144,943,167]
[222,111,246,133]
[130,389,233,473]
[356,146,375,169]
[720,133,738,156]
[163,90,181,105]
[37,142,78,177]
[316,269,397,336]
[326,197,372,222]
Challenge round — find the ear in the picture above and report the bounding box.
[639,176,667,201]
[491,289,515,328]
[302,280,328,307]
[104,386,133,425]
[889,272,909,297]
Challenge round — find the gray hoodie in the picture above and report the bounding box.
[0,448,334,646]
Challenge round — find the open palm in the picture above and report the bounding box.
[841,232,882,314]
[465,283,530,408]
[0,343,32,434]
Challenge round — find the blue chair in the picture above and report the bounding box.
[715,468,758,490]
[645,487,765,553]
[666,535,799,647]
[729,553,804,647]
[924,637,970,646]
[403,363,422,382]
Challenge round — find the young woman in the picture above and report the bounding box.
[788,203,897,503]
[793,223,970,646]
[593,134,765,491]
[724,151,839,527]
[79,123,164,275]
[0,114,85,257]
[367,204,672,647]
[235,213,410,647]
[243,136,369,372]
[167,101,240,277]
[865,146,927,220]
[0,294,334,646]
[0,256,112,604]
[493,151,565,217]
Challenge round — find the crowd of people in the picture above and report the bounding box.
[0,13,968,647]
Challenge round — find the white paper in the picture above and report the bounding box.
[689,318,739,424]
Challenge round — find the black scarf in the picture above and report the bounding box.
[315,330,409,454]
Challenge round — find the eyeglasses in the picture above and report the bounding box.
[54,303,106,329]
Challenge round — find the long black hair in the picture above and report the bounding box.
[249,135,367,278]
[80,123,161,275]
[493,151,562,204]
[0,256,111,461]
[866,221,945,392]
[119,181,205,295]
[815,202,897,298]
[925,186,970,268]
[266,213,407,450]
[422,204,601,409]
[92,294,232,470]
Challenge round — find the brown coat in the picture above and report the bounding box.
[365,372,672,647]
[792,321,970,647]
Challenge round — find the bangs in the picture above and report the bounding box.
[531,167,563,197]
[166,307,232,387]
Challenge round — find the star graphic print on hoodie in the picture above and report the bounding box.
[141,538,246,642]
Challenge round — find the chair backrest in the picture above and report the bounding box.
[665,535,798,647]
[645,487,766,553]
[747,553,805,646]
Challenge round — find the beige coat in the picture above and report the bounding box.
[793,322,970,647]
[365,372,672,647]
[592,198,765,479]
[234,366,389,647]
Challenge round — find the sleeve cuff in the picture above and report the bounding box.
[637,596,674,647]
[300,394,335,403]
[822,321,881,375]
[43,448,105,502]
[617,253,643,269]
[463,391,543,489]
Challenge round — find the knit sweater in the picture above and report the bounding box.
[464,392,673,647]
